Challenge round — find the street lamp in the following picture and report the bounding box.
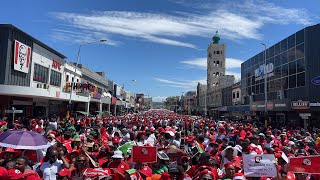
[262,43,268,128]
[68,39,107,115]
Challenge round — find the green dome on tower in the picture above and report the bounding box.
[212,31,220,44]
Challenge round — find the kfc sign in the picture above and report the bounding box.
[52,60,61,70]
[13,40,31,73]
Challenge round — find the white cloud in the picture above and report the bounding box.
[50,1,313,48]
[154,77,206,89]
[152,96,168,102]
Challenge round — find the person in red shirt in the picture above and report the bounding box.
[15,156,41,180]
[107,150,129,180]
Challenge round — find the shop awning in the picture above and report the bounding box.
[101,97,111,104]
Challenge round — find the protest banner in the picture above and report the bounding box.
[289,155,320,174]
[243,154,277,177]
[132,146,157,163]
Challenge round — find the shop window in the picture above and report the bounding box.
[296,43,304,59]
[281,39,287,52]
[280,51,288,64]
[50,70,62,87]
[289,61,297,75]
[281,77,288,90]
[289,74,297,89]
[288,34,295,49]
[288,48,295,62]
[296,58,305,73]
[297,72,305,87]
[281,64,288,77]
[33,64,48,83]
[296,29,304,45]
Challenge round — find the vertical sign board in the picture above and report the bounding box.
[243,154,277,177]
[13,40,32,73]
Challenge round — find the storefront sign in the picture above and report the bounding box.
[291,100,310,110]
[254,63,274,81]
[14,40,31,74]
[52,60,61,70]
[311,76,320,85]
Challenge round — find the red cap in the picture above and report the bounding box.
[186,136,195,142]
[7,169,23,179]
[139,166,152,177]
[58,168,71,177]
[112,137,120,144]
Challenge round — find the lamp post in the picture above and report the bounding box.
[68,39,107,117]
[262,43,268,128]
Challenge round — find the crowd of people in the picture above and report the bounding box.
[0,109,319,180]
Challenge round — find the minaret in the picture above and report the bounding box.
[207,31,226,90]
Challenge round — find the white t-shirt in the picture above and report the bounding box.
[40,160,63,180]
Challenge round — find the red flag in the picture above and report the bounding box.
[289,155,320,174]
[132,146,157,163]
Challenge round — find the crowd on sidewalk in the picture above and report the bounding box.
[0,109,319,180]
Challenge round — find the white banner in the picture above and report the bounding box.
[13,40,32,73]
[243,154,277,177]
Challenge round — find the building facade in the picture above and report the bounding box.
[196,83,207,115]
[241,24,320,128]
[206,32,235,116]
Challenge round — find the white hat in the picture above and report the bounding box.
[221,146,237,157]
[234,145,242,153]
[258,133,265,137]
[166,131,175,137]
[112,150,124,159]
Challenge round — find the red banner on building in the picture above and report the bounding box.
[289,155,320,174]
[132,146,157,163]
[111,97,117,105]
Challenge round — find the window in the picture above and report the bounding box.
[280,51,288,64]
[269,46,275,58]
[296,43,304,59]
[281,64,288,77]
[297,72,305,87]
[275,42,281,55]
[50,70,62,87]
[289,74,296,89]
[237,91,239,98]
[256,84,260,94]
[260,83,264,94]
[221,51,223,54]
[274,66,281,79]
[281,39,287,52]
[274,55,281,67]
[288,48,295,62]
[289,61,297,75]
[208,53,212,58]
[296,58,305,73]
[33,64,49,83]
[72,77,74,83]
[281,77,288,89]
[233,92,235,99]
[217,51,220,54]
[288,34,295,49]
[66,75,69,82]
[296,29,304,45]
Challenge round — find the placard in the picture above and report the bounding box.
[243,154,277,177]
[132,146,157,163]
[289,155,320,174]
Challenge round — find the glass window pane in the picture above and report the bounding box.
[296,29,304,45]
[256,84,260,94]
[289,74,297,89]
[297,72,305,87]
[281,39,287,52]
[288,48,295,62]
[288,34,295,49]
[275,42,280,55]
[252,85,256,94]
[274,55,281,67]
[274,66,281,79]
[296,58,305,73]
[281,77,288,89]
[269,45,275,58]
[289,61,297,75]
[260,83,264,94]
[296,43,304,59]
[281,64,288,77]
[269,80,275,92]
[274,78,281,91]
[281,51,288,64]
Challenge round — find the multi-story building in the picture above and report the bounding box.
[182,91,197,115]
[241,24,320,128]
[206,32,235,117]
[196,83,207,116]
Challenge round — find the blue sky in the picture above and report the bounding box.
[1,0,319,102]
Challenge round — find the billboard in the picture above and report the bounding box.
[13,40,31,73]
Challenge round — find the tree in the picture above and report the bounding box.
[164,96,179,111]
